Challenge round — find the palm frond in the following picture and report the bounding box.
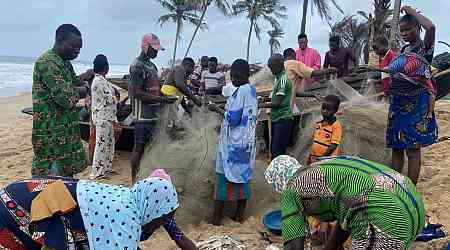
[158,14,176,26]
[357,10,369,20]
[158,0,176,12]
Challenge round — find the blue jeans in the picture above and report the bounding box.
[271,118,293,159]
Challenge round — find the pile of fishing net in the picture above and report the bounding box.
[138,68,392,225]
[137,105,278,225]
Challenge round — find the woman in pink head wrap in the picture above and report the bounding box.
[150,168,172,183]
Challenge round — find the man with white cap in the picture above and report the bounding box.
[129,33,175,183]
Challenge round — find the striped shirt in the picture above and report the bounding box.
[201,71,225,90]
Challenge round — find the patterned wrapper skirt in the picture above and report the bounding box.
[386,89,438,149]
[215,174,251,202]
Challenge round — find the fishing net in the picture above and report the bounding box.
[138,104,278,225]
[138,69,391,225]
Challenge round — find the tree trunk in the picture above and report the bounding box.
[270,43,274,56]
[184,0,209,58]
[390,0,401,49]
[300,0,309,34]
[246,19,254,62]
[172,18,181,68]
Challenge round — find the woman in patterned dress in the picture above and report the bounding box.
[387,5,438,185]
[264,155,425,250]
[90,54,118,179]
[0,175,197,249]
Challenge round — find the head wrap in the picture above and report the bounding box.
[150,169,172,183]
[77,177,178,249]
[264,155,304,193]
[141,33,165,53]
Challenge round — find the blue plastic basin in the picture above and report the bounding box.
[263,209,282,235]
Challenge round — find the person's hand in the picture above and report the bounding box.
[311,93,322,101]
[207,103,219,112]
[79,69,95,82]
[401,6,417,15]
[326,67,338,75]
[193,97,203,107]
[318,222,331,243]
[163,96,177,104]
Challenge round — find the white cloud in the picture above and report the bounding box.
[0,0,448,65]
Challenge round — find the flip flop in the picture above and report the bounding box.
[106,170,119,175]
[91,175,110,180]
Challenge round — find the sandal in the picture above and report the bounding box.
[91,175,110,180]
[106,170,119,176]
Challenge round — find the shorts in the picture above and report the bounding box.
[134,122,157,145]
[215,174,251,202]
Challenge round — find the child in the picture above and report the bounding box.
[283,48,336,146]
[309,95,342,164]
[200,56,226,95]
[210,59,258,226]
[372,36,397,96]
[259,54,295,159]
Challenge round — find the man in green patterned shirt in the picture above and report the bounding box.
[32,24,94,177]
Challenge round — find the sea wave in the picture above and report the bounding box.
[0,60,129,97]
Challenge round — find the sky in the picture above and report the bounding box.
[1,0,449,66]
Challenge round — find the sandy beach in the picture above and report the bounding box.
[0,93,449,249]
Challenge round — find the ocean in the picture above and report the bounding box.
[0,55,129,97]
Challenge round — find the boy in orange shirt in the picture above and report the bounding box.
[309,94,342,164]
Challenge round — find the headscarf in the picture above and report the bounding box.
[77,177,179,249]
[264,155,304,193]
[150,169,172,183]
[141,33,164,54]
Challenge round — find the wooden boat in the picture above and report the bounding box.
[21,106,137,151]
[21,68,450,152]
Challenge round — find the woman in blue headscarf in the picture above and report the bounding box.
[0,175,197,249]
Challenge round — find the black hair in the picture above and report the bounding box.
[400,14,420,28]
[182,57,195,66]
[269,53,284,65]
[329,35,341,43]
[374,35,389,48]
[283,48,296,59]
[93,54,109,74]
[230,59,250,77]
[324,95,341,111]
[298,33,308,40]
[209,57,218,63]
[55,24,81,41]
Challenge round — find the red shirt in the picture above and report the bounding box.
[379,49,397,94]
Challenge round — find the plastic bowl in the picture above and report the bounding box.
[263,209,282,235]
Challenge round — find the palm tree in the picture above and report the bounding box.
[184,0,233,57]
[267,28,284,56]
[331,14,370,66]
[372,0,390,34]
[233,0,286,62]
[389,0,401,49]
[300,0,343,34]
[157,0,206,67]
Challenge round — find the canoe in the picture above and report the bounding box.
[21,107,137,151]
[21,68,450,152]
[435,68,450,100]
